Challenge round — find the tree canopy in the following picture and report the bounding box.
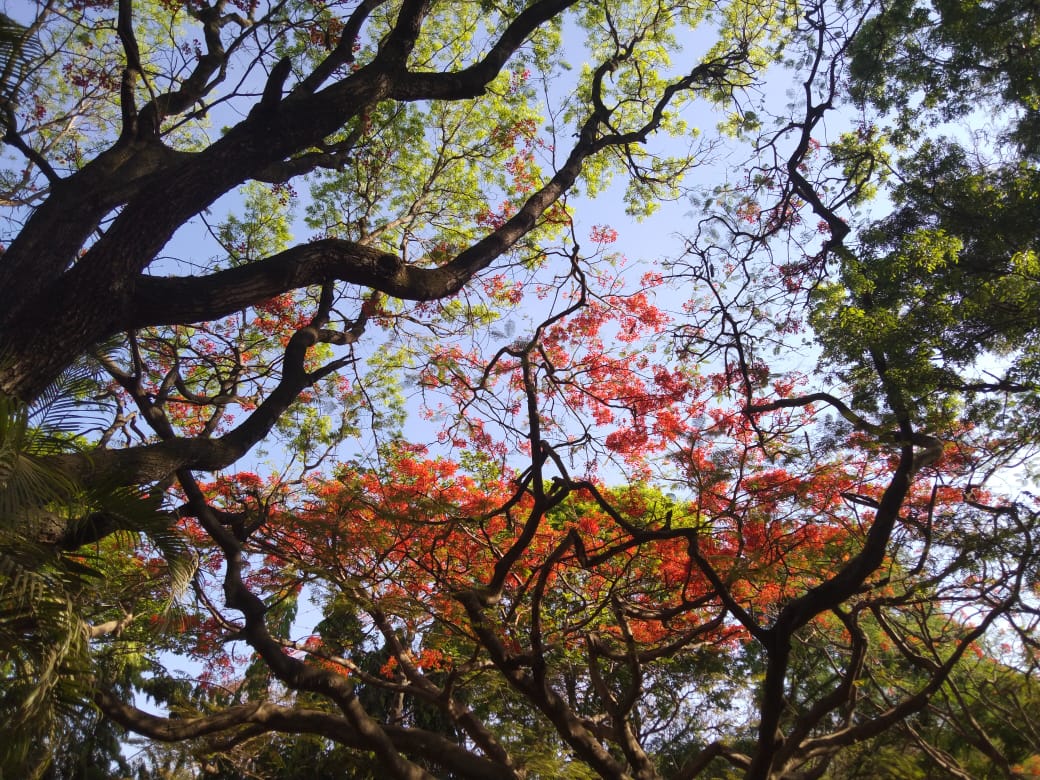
[1,1,1038,778]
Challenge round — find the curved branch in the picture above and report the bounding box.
[293,0,387,97]
[176,472,432,780]
[388,0,581,101]
[795,596,1016,762]
[746,392,881,434]
[96,689,515,780]
[120,84,641,329]
[45,324,353,486]
[136,2,239,133]
[676,741,752,780]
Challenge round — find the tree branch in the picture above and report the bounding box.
[45,323,354,486]
[97,688,514,779]
[388,0,580,101]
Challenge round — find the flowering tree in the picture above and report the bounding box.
[1,0,1039,778]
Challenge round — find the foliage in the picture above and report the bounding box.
[0,12,41,134]
[0,380,195,778]
[0,1,1038,779]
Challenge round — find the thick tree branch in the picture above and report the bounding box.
[388,0,581,100]
[293,0,387,97]
[0,0,751,404]
[796,599,1015,762]
[136,2,237,133]
[176,473,434,780]
[45,323,354,486]
[97,689,513,779]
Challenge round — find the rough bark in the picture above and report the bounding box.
[0,0,581,403]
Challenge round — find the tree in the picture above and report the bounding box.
[1,0,1038,779]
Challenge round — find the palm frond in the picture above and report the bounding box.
[0,13,43,130]
[0,379,196,775]
[0,393,78,532]
[72,483,199,599]
[26,359,111,441]
[0,542,92,779]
